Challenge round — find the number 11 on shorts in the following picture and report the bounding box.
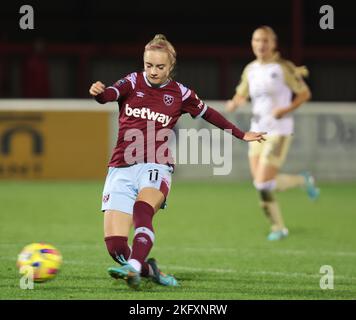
[148,169,159,181]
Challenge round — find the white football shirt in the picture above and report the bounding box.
[236,54,309,135]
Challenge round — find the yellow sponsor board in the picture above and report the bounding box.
[0,111,109,179]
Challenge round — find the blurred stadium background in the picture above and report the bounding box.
[0,0,355,300]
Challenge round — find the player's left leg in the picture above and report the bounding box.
[299,171,320,200]
[104,209,162,280]
[275,173,305,191]
[272,137,320,199]
[110,187,178,288]
[128,187,163,279]
[275,172,320,200]
[132,187,178,287]
[108,188,163,289]
[109,164,178,288]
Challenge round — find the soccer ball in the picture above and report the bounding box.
[16,243,63,282]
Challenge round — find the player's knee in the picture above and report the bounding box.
[104,236,131,262]
[253,180,276,202]
[253,179,276,192]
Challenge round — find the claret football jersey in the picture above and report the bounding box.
[106,72,208,167]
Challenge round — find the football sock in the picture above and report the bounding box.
[260,200,286,232]
[275,174,304,192]
[129,201,155,273]
[104,236,131,263]
[141,262,154,277]
[259,190,286,232]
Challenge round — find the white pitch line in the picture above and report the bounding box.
[251,271,356,281]
[158,266,356,281]
[1,243,356,258]
[159,265,236,274]
[273,249,356,257]
[3,256,356,281]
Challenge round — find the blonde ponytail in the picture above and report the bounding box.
[152,34,167,41]
[295,65,309,78]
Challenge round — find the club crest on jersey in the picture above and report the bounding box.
[102,193,110,203]
[163,94,174,106]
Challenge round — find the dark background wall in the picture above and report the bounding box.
[0,0,355,100]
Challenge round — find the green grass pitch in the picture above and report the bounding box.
[1,180,355,300]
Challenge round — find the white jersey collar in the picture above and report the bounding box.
[143,72,170,88]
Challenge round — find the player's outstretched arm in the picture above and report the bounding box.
[89,81,106,96]
[242,131,266,143]
[89,81,118,104]
[201,107,266,142]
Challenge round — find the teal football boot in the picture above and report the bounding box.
[147,258,179,287]
[267,228,289,241]
[301,171,320,200]
[108,255,141,289]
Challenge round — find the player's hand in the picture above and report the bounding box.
[242,131,267,143]
[89,81,106,96]
[272,108,287,119]
[225,100,237,113]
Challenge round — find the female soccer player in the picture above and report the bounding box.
[89,34,266,289]
[226,26,319,241]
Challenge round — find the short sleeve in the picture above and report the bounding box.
[280,61,309,94]
[181,90,208,119]
[235,66,249,98]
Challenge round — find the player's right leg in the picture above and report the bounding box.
[249,137,289,240]
[104,210,142,285]
[102,167,134,264]
[253,163,288,240]
[101,166,144,287]
[104,210,132,264]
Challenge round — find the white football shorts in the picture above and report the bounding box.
[101,163,173,215]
